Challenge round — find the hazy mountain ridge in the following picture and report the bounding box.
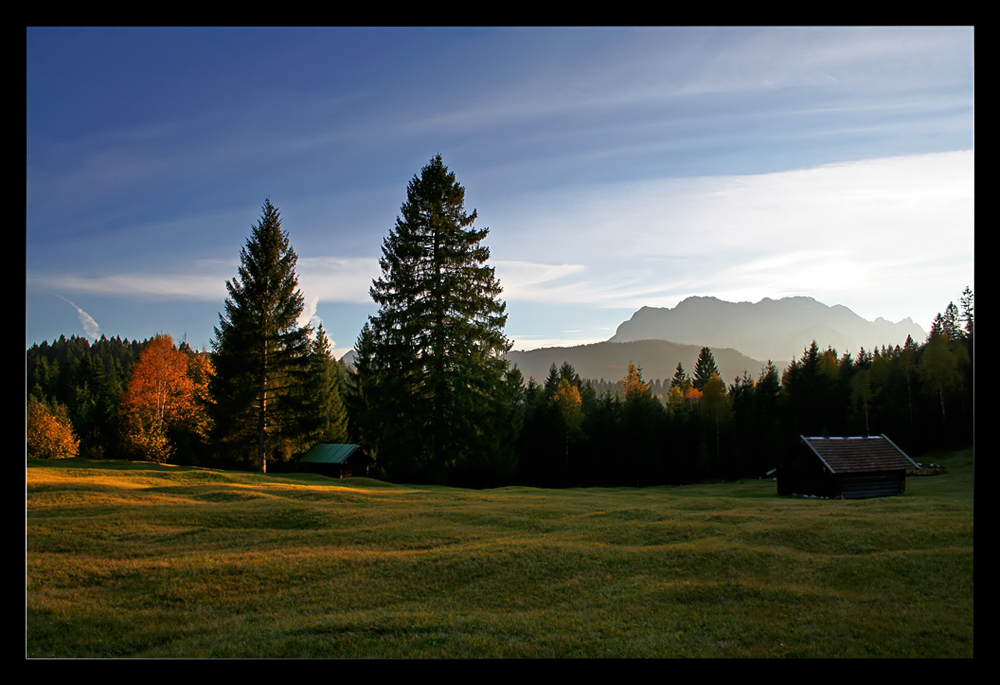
[610,296,925,364]
[348,296,926,385]
[506,339,768,386]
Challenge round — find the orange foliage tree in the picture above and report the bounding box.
[622,362,650,400]
[27,398,79,459]
[119,334,212,462]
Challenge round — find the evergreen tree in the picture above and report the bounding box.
[306,325,349,444]
[782,341,835,437]
[356,156,512,484]
[693,347,719,391]
[959,286,974,341]
[670,362,691,393]
[210,199,312,472]
[942,302,962,341]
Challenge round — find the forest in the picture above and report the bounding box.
[26,157,974,488]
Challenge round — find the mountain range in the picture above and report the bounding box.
[610,296,925,364]
[506,296,926,384]
[343,295,927,386]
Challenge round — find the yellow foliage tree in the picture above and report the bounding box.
[622,362,650,400]
[551,377,584,438]
[27,398,79,459]
[699,372,731,472]
[666,385,686,415]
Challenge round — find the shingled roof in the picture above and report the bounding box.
[800,435,919,473]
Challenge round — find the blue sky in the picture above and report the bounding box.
[27,27,974,359]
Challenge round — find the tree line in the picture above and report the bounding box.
[27,156,974,488]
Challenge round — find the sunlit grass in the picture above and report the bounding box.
[27,451,973,658]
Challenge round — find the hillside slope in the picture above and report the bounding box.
[506,338,768,384]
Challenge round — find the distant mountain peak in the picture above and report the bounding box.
[611,295,924,365]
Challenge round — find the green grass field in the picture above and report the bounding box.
[26,450,973,658]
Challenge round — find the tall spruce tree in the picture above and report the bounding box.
[210,199,312,473]
[356,156,512,483]
[693,347,720,391]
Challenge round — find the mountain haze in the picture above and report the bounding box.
[506,339,768,386]
[345,296,926,385]
[610,296,925,364]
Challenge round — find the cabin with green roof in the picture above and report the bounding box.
[298,444,370,479]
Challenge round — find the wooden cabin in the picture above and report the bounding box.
[298,443,370,479]
[777,435,919,499]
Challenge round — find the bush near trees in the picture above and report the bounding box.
[27,398,79,460]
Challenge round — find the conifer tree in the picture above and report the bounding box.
[210,199,312,472]
[306,325,349,444]
[356,156,512,483]
[693,347,719,391]
[942,302,962,341]
[670,362,691,393]
[959,286,974,341]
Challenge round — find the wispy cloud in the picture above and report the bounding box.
[296,257,381,305]
[299,295,321,333]
[57,295,100,340]
[34,269,230,301]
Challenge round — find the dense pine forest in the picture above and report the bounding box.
[26,158,974,489]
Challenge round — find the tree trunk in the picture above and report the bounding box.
[258,342,267,474]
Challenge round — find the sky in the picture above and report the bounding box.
[27,27,974,359]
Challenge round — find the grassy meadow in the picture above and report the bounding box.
[26,450,973,658]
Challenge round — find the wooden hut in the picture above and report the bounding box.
[298,443,370,479]
[777,434,919,499]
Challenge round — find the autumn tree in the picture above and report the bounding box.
[550,376,584,480]
[620,362,664,486]
[355,156,512,484]
[210,199,312,472]
[27,398,79,459]
[699,372,732,475]
[622,362,650,400]
[118,334,212,463]
[918,331,965,424]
